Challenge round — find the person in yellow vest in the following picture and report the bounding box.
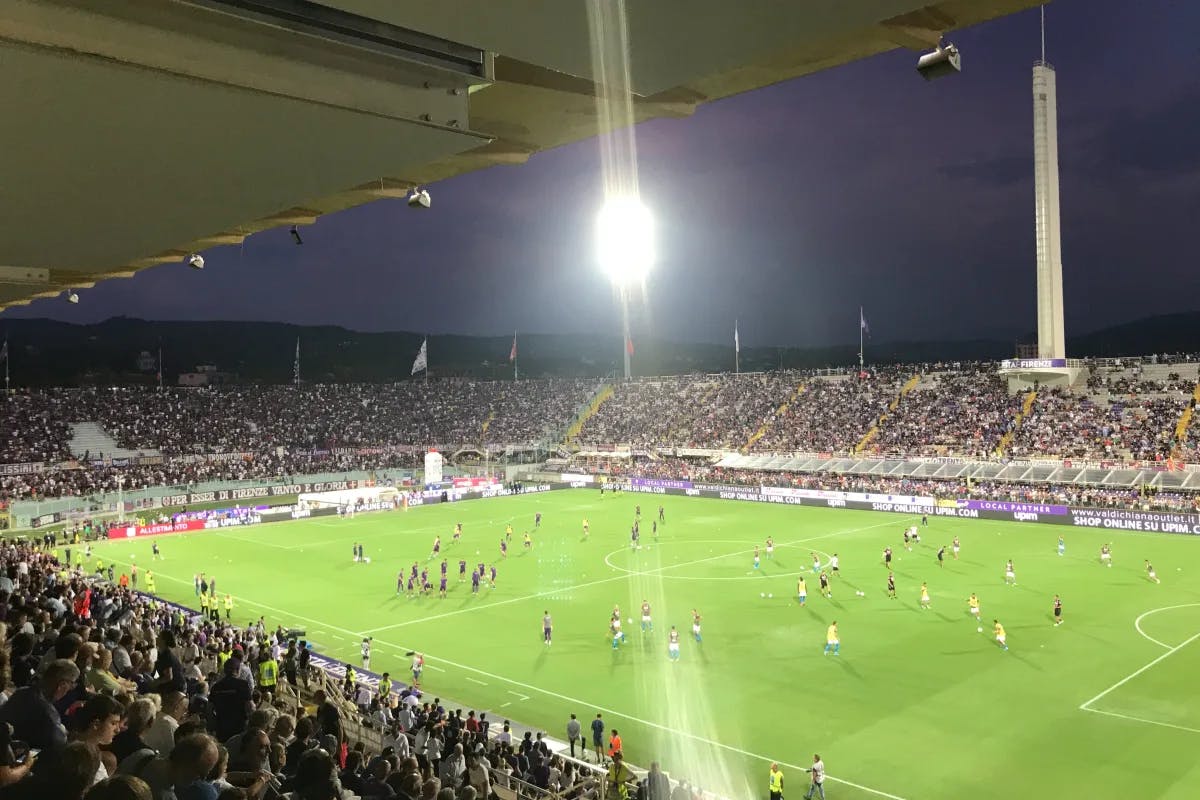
[145,571,156,593]
[199,592,209,616]
[224,594,233,620]
[769,762,785,800]
[96,559,105,576]
[217,645,232,672]
[258,652,279,700]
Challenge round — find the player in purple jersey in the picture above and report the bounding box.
[459,559,468,581]
[406,575,416,595]
[535,512,542,528]
[471,569,481,593]
[430,536,441,559]
[440,560,448,577]
[396,572,404,594]
[500,539,508,558]
[439,576,448,597]
[478,562,485,578]
[489,565,497,587]
[420,569,428,589]
[410,562,419,581]
[543,611,553,645]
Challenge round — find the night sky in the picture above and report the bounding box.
[6,0,1198,348]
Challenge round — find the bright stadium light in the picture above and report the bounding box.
[596,194,655,286]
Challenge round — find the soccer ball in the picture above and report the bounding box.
[760,592,765,598]
[856,590,865,596]
[364,557,371,564]
[768,593,773,599]
[977,626,983,632]
[476,550,480,555]
[626,618,632,624]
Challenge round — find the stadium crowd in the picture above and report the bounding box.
[0,538,646,800]
[1007,388,1186,462]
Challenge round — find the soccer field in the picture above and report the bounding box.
[94,490,1200,799]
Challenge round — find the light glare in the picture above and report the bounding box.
[596,195,654,286]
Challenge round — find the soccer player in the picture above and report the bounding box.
[535,512,542,528]
[152,541,161,560]
[406,574,416,596]
[454,522,463,541]
[952,536,960,560]
[396,571,405,595]
[459,559,467,582]
[635,504,642,519]
[766,537,775,559]
[886,572,896,599]
[883,547,893,569]
[630,525,639,550]
[582,518,590,538]
[993,619,1008,651]
[937,545,946,567]
[1053,594,1063,625]
[1145,560,1160,583]
[411,652,424,687]
[652,519,658,541]
[823,621,840,656]
[430,536,441,560]
[410,562,419,582]
[1057,536,1066,557]
[543,611,553,645]
[500,539,508,559]
[830,553,840,576]
[489,565,497,587]
[523,531,533,551]
[361,638,372,670]
[471,569,481,594]
[610,617,625,650]
[668,626,681,661]
[811,552,821,573]
[921,513,929,527]
[753,547,761,571]
[640,601,653,632]
[658,505,665,523]
[903,528,912,551]
[818,570,832,599]
[691,609,703,642]
[968,593,981,622]
[797,576,808,606]
[920,582,931,609]
[1005,559,1016,586]
[1100,543,1112,567]
[505,524,513,541]
[439,575,448,598]
[440,559,448,579]
[353,542,360,563]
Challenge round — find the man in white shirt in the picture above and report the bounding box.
[804,753,826,800]
[144,691,188,753]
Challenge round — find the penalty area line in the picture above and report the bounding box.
[1079,630,1200,711]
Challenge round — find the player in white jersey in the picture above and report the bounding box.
[829,553,840,576]
[1100,543,1112,566]
[811,552,821,573]
[1004,560,1016,585]
[1145,560,1160,583]
[668,626,681,661]
[640,601,653,632]
[691,609,703,642]
[765,537,775,559]
[361,637,372,670]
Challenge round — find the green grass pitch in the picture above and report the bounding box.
[92,490,1200,799]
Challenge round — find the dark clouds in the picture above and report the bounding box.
[6,0,1198,350]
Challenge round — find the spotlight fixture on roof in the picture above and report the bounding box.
[916,42,961,80]
[407,188,431,209]
[186,253,205,270]
[66,291,79,304]
[290,226,304,246]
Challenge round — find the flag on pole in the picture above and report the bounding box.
[509,333,517,362]
[860,308,870,337]
[734,321,740,355]
[293,337,300,385]
[411,338,428,375]
[626,336,635,356]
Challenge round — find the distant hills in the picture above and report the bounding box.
[0,313,1197,386]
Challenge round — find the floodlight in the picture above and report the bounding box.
[187,253,205,270]
[595,195,655,286]
[66,291,79,304]
[917,43,961,80]
[290,226,304,245]
[408,188,431,209]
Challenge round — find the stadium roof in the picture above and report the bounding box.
[0,0,1039,310]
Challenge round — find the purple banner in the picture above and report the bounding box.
[632,477,694,490]
[958,499,1070,515]
[1000,358,1067,369]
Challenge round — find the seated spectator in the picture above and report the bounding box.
[0,658,79,753]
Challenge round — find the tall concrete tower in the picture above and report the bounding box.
[1032,54,1066,359]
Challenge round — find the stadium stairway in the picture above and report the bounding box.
[565,383,613,443]
[996,390,1038,457]
[1171,381,1200,456]
[67,421,158,460]
[855,373,921,454]
[743,382,807,453]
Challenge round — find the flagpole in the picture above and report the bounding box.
[157,343,163,391]
[735,320,740,374]
[294,337,300,387]
[3,335,8,394]
[859,307,864,370]
[513,330,518,381]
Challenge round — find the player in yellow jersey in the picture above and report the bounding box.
[582,518,589,538]
[919,582,931,609]
[968,593,981,627]
[797,576,807,606]
[505,524,513,541]
[823,621,840,656]
[523,531,533,550]
[993,619,1008,651]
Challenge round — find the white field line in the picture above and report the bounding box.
[1081,707,1200,735]
[362,518,900,635]
[1132,603,1200,650]
[1079,631,1200,711]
